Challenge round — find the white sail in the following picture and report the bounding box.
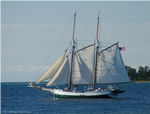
[72,44,95,85]
[96,43,130,84]
[46,57,70,86]
[36,50,67,84]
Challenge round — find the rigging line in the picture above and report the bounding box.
[54,83,60,89]
[86,25,96,40]
[47,18,73,61]
[76,25,96,41]
[31,16,73,82]
[76,15,95,41]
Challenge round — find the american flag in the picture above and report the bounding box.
[119,47,126,51]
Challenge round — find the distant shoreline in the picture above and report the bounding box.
[132,81,150,83]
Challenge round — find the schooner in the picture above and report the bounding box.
[29,12,130,98]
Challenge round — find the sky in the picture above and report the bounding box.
[1,1,150,82]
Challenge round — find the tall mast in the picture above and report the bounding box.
[68,12,76,91]
[94,11,100,90]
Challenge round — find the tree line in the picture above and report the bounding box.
[125,65,150,81]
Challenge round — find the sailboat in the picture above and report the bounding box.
[30,12,130,98]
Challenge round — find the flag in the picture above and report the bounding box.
[119,47,126,51]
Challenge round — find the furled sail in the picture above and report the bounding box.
[36,50,67,84]
[96,43,130,84]
[72,44,95,85]
[46,57,70,86]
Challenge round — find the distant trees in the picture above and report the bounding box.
[125,65,150,81]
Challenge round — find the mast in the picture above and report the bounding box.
[68,12,76,91]
[94,11,100,90]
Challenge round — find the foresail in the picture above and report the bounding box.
[36,50,67,84]
[46,57,70,86]
[96,43,130,84]
[72,44,95,85]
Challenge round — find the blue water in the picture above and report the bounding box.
[1,82,150,114]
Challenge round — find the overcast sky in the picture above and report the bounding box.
[2,1,150,82]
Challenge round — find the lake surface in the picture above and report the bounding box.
[1,82,150,114]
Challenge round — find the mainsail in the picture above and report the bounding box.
[36,50,67,84]
[46,56,70,86]
[96,43,130,84]
[72,44,95,85]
